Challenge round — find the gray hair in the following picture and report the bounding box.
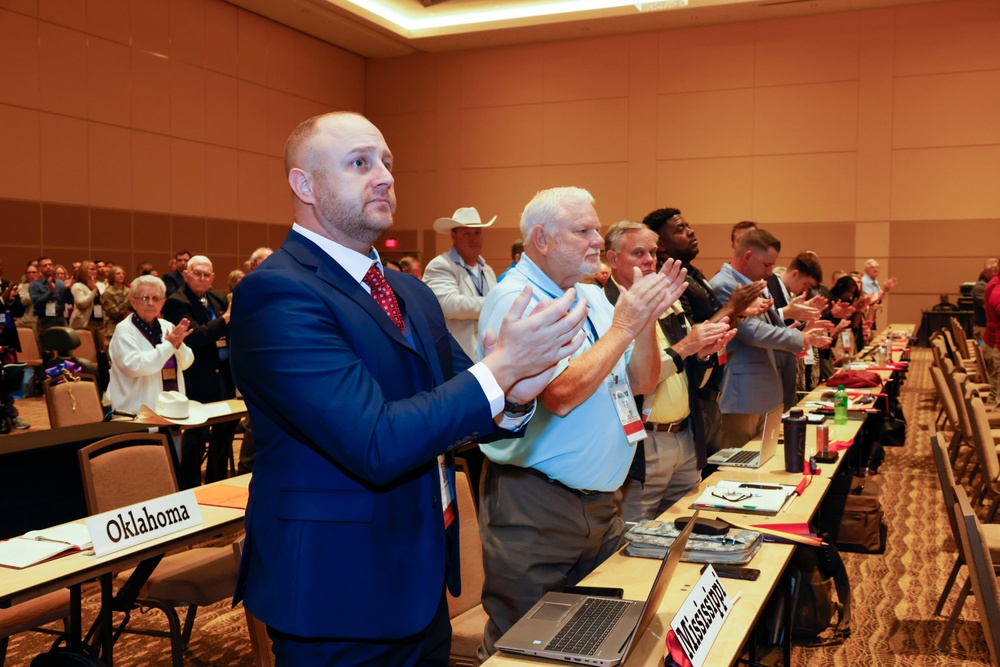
[604,221,651,254]
[187,255,213,272]
[130,275,166,298]
[864,258,879,269]
[250,247,273,264]
[519,187,595,241]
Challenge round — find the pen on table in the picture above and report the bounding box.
[739,483,783,490]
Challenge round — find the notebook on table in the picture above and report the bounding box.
[706,405,783,468]
[494,510,699,666]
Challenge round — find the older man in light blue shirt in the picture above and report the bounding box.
[475,187,686,659]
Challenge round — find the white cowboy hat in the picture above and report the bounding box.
[139,391,210,426]
[432,207,497,234]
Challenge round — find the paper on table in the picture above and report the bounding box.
[195,484,249,510]
[24,523,93,550]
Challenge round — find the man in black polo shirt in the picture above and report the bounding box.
[642,208,766,455]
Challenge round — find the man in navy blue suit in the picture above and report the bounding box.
[228,111,588,666]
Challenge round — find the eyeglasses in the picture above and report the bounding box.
[189,271,213,280]
[711,489,752,503]
[135,295,164,304]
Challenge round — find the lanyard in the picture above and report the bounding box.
[522,277,600,344]
[462,265,486,297]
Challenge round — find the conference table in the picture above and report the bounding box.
[0,475,250,664]
[484,325,913,667]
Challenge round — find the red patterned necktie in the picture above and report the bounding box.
[363,265,405,334]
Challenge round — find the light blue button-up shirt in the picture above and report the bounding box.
[477,255,636,492]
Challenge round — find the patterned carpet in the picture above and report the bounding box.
[4,349,996,665]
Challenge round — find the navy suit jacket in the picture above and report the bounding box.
[229,230,496,640]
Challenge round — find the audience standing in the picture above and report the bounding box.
[162,250,191,296]
[102,266,130,339]
[30,257,72,334]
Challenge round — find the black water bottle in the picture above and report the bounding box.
[782,408,808,473]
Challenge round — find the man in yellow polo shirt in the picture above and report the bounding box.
[604,222,735,521]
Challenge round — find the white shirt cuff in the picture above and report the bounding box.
[468,362,534,431]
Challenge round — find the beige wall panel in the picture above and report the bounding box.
[236,9,270,86]
[130,0,169,55]
[460,105,544,168]
[375,112,439,174]
[87,37,131,126]
[657,22,755,94]
[38,22,88,117]
[265,155,289,225]
[754,12,860,87]
[753,153,857,223]
[856,9,894,222]
[169,0,206,67]
[627,34,659,221]
[314,42,365,110]
[133,211,171,253]
[237,80,269,154]
[0,105,41,200]
[389,170,448,232]
[39,0,84,30]
[657,89,754,159]
[894,0,1000,76]
[754,81,858,155]
[207,217,237,257]
[88,123,132,210]
[855,220,890,262]
[131,130,171,212]
[656,157,753,225]
[889,256,984,295]
[543,36,630,102]
[3,0,37,15]
[171,214,207,255]
[88,0,130,44]
[893,71,1000,149]
[0,10,40,108]
[204,0,238,76]
[265,23,299,97]
[90,208,133,251]
[457,47,546,109]
[238,151,269,222]
[0,200,39,251]
[889,219,1000,257]
[40,113,88,205]
[891,146,1000,220]
[367,54,442,114]
[205,71,239,148]
[542,99,628,165]
[170,138,207,217]
[238,221,269,258]
[170,60,207,142]
[131,49,171,134]
[204,145,239,220]
[539,163,629,226]
[769,222,857,260]
[452,166,546,234]
[266,90,311,158]
[42,203,88,250]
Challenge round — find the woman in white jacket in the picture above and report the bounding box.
[107,275,194,414]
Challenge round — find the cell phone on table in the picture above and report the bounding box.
[700,564,760,581]
[561,586,624,599]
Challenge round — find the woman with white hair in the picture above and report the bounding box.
[107,275,194,414]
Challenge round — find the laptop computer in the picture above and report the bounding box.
[495,510,699,667]
[707,404,783,468]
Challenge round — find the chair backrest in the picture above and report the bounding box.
[232,538,273,667]
[43,373,104,428]
[930,366,960,433]
[73,329,98,364]
[15,327,43,365]
[973,343,990,385]
[448,461,484,619]
[930,429,965,567]
[950,317,971,359]
[929,332,945,368]
[944,368,974,443]
[941,328,960,363]
[78,433,179,515]
[966,393,1000,489]
[953,485,1000,665]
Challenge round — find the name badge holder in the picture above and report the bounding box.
[609,375,644,444]
[45,301,57,317]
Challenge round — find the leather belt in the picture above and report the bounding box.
[519,465,602,496]
[644,416,689,433]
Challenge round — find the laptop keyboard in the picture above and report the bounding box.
[546,598,631,656]
[724,450,760,466]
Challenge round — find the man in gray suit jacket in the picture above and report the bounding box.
[709,229,831,451]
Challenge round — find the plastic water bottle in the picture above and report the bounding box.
[834,384,849,425]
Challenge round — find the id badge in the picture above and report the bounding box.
[717,344,727,365]
[803,346,815,363]
[609,377,644,444]
[437,454,455,528]
[45,301,56,317]
[216,338,228,349]
[92,304,103,318]
[162,367,177,382]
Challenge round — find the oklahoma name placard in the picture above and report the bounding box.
[85,490,204,557]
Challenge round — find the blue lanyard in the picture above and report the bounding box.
[462,265,486,297]
[520,276,600,344]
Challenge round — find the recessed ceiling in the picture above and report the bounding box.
[227,0,945,58]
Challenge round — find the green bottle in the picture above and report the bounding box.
[834,384,849,425]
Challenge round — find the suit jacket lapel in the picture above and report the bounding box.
[386,271,444,384]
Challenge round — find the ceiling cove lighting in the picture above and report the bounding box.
[341,0,641,31]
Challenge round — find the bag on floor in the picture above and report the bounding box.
[31,648,108,666]
[821,475,887,554]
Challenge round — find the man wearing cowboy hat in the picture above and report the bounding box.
[423,206,498,359]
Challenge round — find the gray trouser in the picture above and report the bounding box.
[619,424,701,522]
[477,461,624,661]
